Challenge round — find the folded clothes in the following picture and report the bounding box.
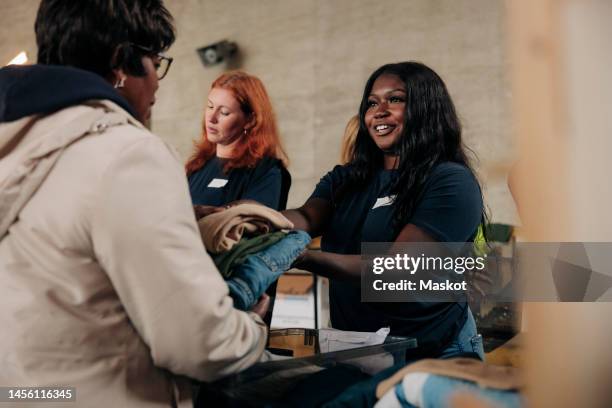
[376,357,523,397]
[226,230,310,310]
[198,203,294,254]
[375,357,524,408]
[213,231,287,278]
[375,374,523,408]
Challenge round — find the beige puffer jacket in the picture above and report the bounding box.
[0,100,266,407]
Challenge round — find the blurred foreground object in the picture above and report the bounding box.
[508,0,612,406]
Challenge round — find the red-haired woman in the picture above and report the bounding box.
[186,71,290,212]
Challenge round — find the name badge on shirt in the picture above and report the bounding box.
[207,178,229,188]
[372,195,396,209]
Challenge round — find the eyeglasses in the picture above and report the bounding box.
[130,43,174,80]
[153,54,173,80]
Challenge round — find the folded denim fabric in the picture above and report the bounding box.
[213,231,287,278]
[227,230,311,310]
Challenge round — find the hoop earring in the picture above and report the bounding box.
[114,76,126,89]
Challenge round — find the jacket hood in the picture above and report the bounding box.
[0,66,141,239]
[0,64,136,123]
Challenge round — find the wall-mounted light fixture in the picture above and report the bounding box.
[6,51,28,66]
[196,41,237,67]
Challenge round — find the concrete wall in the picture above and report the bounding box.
[0,0,517,223]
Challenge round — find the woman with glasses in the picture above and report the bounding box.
[0,1,268,407]
[186,71,290,214]
[131,43,174,82]
[102,41,173,123]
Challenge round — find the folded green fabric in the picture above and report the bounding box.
[212,231,287,278]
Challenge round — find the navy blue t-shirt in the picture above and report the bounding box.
[188,157,283,209]
[310,162,483,349]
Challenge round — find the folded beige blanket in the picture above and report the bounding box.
[376,358,523,399]
[198,203,294,254]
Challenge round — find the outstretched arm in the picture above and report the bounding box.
[282,197,332,236]
[293,164,483,283]
[293,250,362,282]
[294,224,437,283]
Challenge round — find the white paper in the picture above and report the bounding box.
[318,327,390,353]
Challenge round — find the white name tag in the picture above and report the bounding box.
[207,178,228,188]
[372,195,396,209]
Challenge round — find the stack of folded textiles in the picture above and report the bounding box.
[374,357,524,408]
[198,203,310,310]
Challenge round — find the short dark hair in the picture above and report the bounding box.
[35,0,175,78]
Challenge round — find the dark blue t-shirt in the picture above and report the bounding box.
[310,162,483,349]
[188,157,283,209]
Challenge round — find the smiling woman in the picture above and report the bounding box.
[365,73,407,166]
[283,61,487,364]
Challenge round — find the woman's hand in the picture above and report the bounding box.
[193,205,225,220]
[250,293,270,320]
